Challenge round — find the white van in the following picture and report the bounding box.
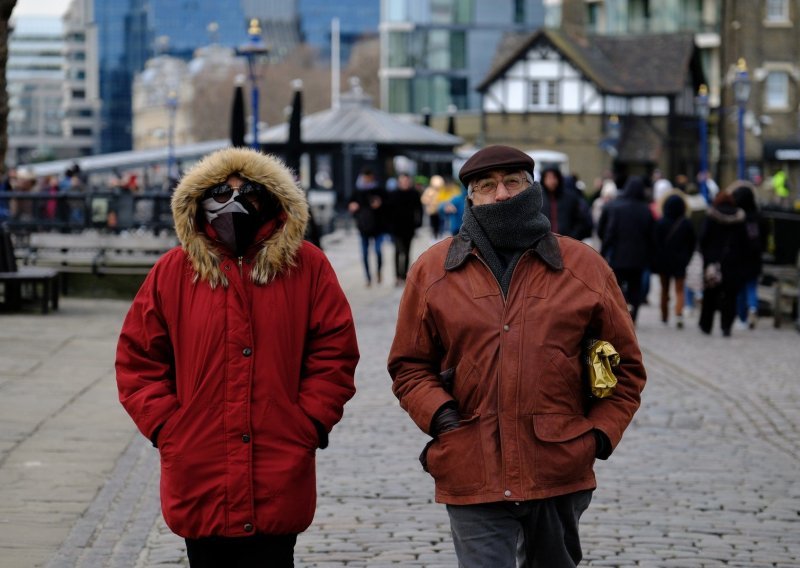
[451,147,570,185]
[526,149,570,182]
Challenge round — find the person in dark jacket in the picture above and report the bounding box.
[540,167,593,241]
[698,191,749,337]
[598,176,656,323]
[348,168,387,286]
[116,147,359,567]
[652,193,696,328]
[730,181,765,329]
[384,172,423,286]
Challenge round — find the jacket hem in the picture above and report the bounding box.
[433,476,597,505]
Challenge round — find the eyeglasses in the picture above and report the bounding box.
[206,180,265,203]
[471,173,527,195]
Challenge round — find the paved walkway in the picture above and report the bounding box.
[1,229,799,567]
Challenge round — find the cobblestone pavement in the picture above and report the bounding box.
[1,229,799,567]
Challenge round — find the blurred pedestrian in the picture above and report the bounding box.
[348,167,387,286]
[421,175,446,240]
[698,192,749,337]
[730,181,766,330]
[598,176,655,323]
[116,147,359,567]
[0,168,13,222]
[591,178,617,228]
[384,172,423,286]
[652,178,673,219]
[389,145,646,568]
[771,167,791,209]
[540,167,593,241]
[652,194,696,328]
[10,168,37,223]
[439,185,467,236]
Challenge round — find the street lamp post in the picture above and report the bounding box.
[696,84,710,203]
[237,19,269,151]
[733,58,751,181]
[166,90,178,186]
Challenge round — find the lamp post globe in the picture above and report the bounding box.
[696,84,710,203]
[733,58,750,181]
[236,19,269,151]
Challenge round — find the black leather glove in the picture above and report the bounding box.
[430,404,461,437]
[593,429,611,460]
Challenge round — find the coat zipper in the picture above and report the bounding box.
[472,250,531,498]
[238,256,244,277]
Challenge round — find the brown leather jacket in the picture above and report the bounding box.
[388,232,646,505]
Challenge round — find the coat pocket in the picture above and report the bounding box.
[530,414,595,485]
[425,415,485,495]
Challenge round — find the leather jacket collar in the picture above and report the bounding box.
[444,232,564,272]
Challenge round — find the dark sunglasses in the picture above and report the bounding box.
[206,180,265,203]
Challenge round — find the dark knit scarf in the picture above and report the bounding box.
[460,184,551,296]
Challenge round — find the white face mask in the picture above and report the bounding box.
[201,192,250,223]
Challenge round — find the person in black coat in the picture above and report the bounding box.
[384,173,423,286]
[540,167,593,241]
[698,191,749,337]
[730,181,766,329]
[598,176,655,323]
[348,168,387,286]
[652,194,696,328]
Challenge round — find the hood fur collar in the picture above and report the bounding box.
[171,147,309,287]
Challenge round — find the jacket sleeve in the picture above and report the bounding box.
[387,271,455,435]
[115,264,178,443]
[586,271,647,454]
[298,257,359,436]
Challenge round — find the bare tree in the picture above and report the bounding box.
[0,0,17,175]
[344,36,380,105]
[258,44,331,128]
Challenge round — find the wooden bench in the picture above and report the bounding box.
[22,232,178,277]
[0,228,59,314]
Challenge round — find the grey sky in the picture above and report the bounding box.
[13,0,68,17]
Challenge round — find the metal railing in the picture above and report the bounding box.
[0,189,175,235]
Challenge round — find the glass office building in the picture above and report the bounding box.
[94,0,249,153]
[380,0,545,114]
[297,0,380,62]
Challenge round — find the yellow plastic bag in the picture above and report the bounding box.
[585,339,619,398]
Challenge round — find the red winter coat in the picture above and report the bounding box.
[116,148,358,538]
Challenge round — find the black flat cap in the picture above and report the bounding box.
[458,145,535,186]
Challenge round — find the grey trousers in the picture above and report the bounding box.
[446,490,593,568]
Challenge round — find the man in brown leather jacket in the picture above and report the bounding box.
[388,145,646,567]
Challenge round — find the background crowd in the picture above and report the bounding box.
[345,162,796,336]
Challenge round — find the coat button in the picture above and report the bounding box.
[504,489,512,497]
[243,523,254,532]
[242,434,250,443]
[224,264,230,270]
[503,324,510,332]
[242,347,252,356]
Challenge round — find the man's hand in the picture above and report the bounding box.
[431,404,461,436]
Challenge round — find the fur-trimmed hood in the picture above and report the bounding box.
[171,147,309,287]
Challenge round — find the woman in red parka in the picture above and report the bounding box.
[116,147,359,567]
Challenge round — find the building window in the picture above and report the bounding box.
[530,80,558,109]
[514,0,525,23]
[586,1,603,33]
[765,0,790,22]
[72,89,86,99]
[765,72,789,109]
[388,78,411,113]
